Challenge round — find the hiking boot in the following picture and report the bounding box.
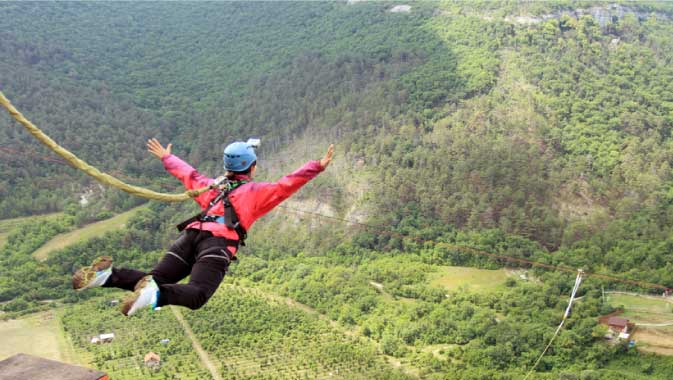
[121,275,160,316]
[72,256,113,290]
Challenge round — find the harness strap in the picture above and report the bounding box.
[223,197,247,245]
[176,179,248,247]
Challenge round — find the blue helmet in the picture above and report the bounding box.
[223,140,257,172]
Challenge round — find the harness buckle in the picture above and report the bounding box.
[200,215,225,224]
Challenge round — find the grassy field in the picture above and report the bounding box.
[0,212,64,250]
[0,309,79,363]
[429,266,511,292]
[32,205,146,261]
[607,294,673,323]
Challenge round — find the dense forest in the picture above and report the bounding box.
[2,1,673,379]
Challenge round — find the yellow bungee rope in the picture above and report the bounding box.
[0,90,209,202]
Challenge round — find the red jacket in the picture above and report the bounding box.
[162,154,324,255]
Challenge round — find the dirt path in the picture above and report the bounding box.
[605,291,673,303]
[637,322,673,327]
[170,306,222,380]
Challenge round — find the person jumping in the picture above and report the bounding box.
[72,138,334,316]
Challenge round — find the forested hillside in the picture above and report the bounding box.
[2,1,673,379]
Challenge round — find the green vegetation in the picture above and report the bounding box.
[2,1,673,379]
[62,294,212,380]
[0,213,63,232]
[0,205,164,316]
[0,212,63,249]
[604,351,673,378]
[60,289,409,380]
[428,266,511,293]
[0,233,7,250]
[184,286,410,380]
[32,204,147,261]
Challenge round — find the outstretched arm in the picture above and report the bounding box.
[251,144,334,219]
[147,138,213,192]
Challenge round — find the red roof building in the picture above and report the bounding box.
[607,316,629,333]
[144,352,161,370]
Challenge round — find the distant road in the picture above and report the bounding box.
[170,306,222,380]
[32,205,146,261]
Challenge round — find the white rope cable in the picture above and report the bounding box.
[523,269,584,380]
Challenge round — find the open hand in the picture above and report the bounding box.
[147,138,172,159]
[320,144,334,169]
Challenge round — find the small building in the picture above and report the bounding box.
[109,300,119,306]
[389,5,411,13]
[91,333,115,344]
[0,353,108,380]
[607,317,629,334]
[144,352,161,370]
[160,339,170,345]
[99,333,115,343]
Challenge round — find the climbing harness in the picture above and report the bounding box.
[177,178,248,246]
[0,90,210,202]
[523,269,584,380]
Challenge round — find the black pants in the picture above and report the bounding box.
[104,229,233,310]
